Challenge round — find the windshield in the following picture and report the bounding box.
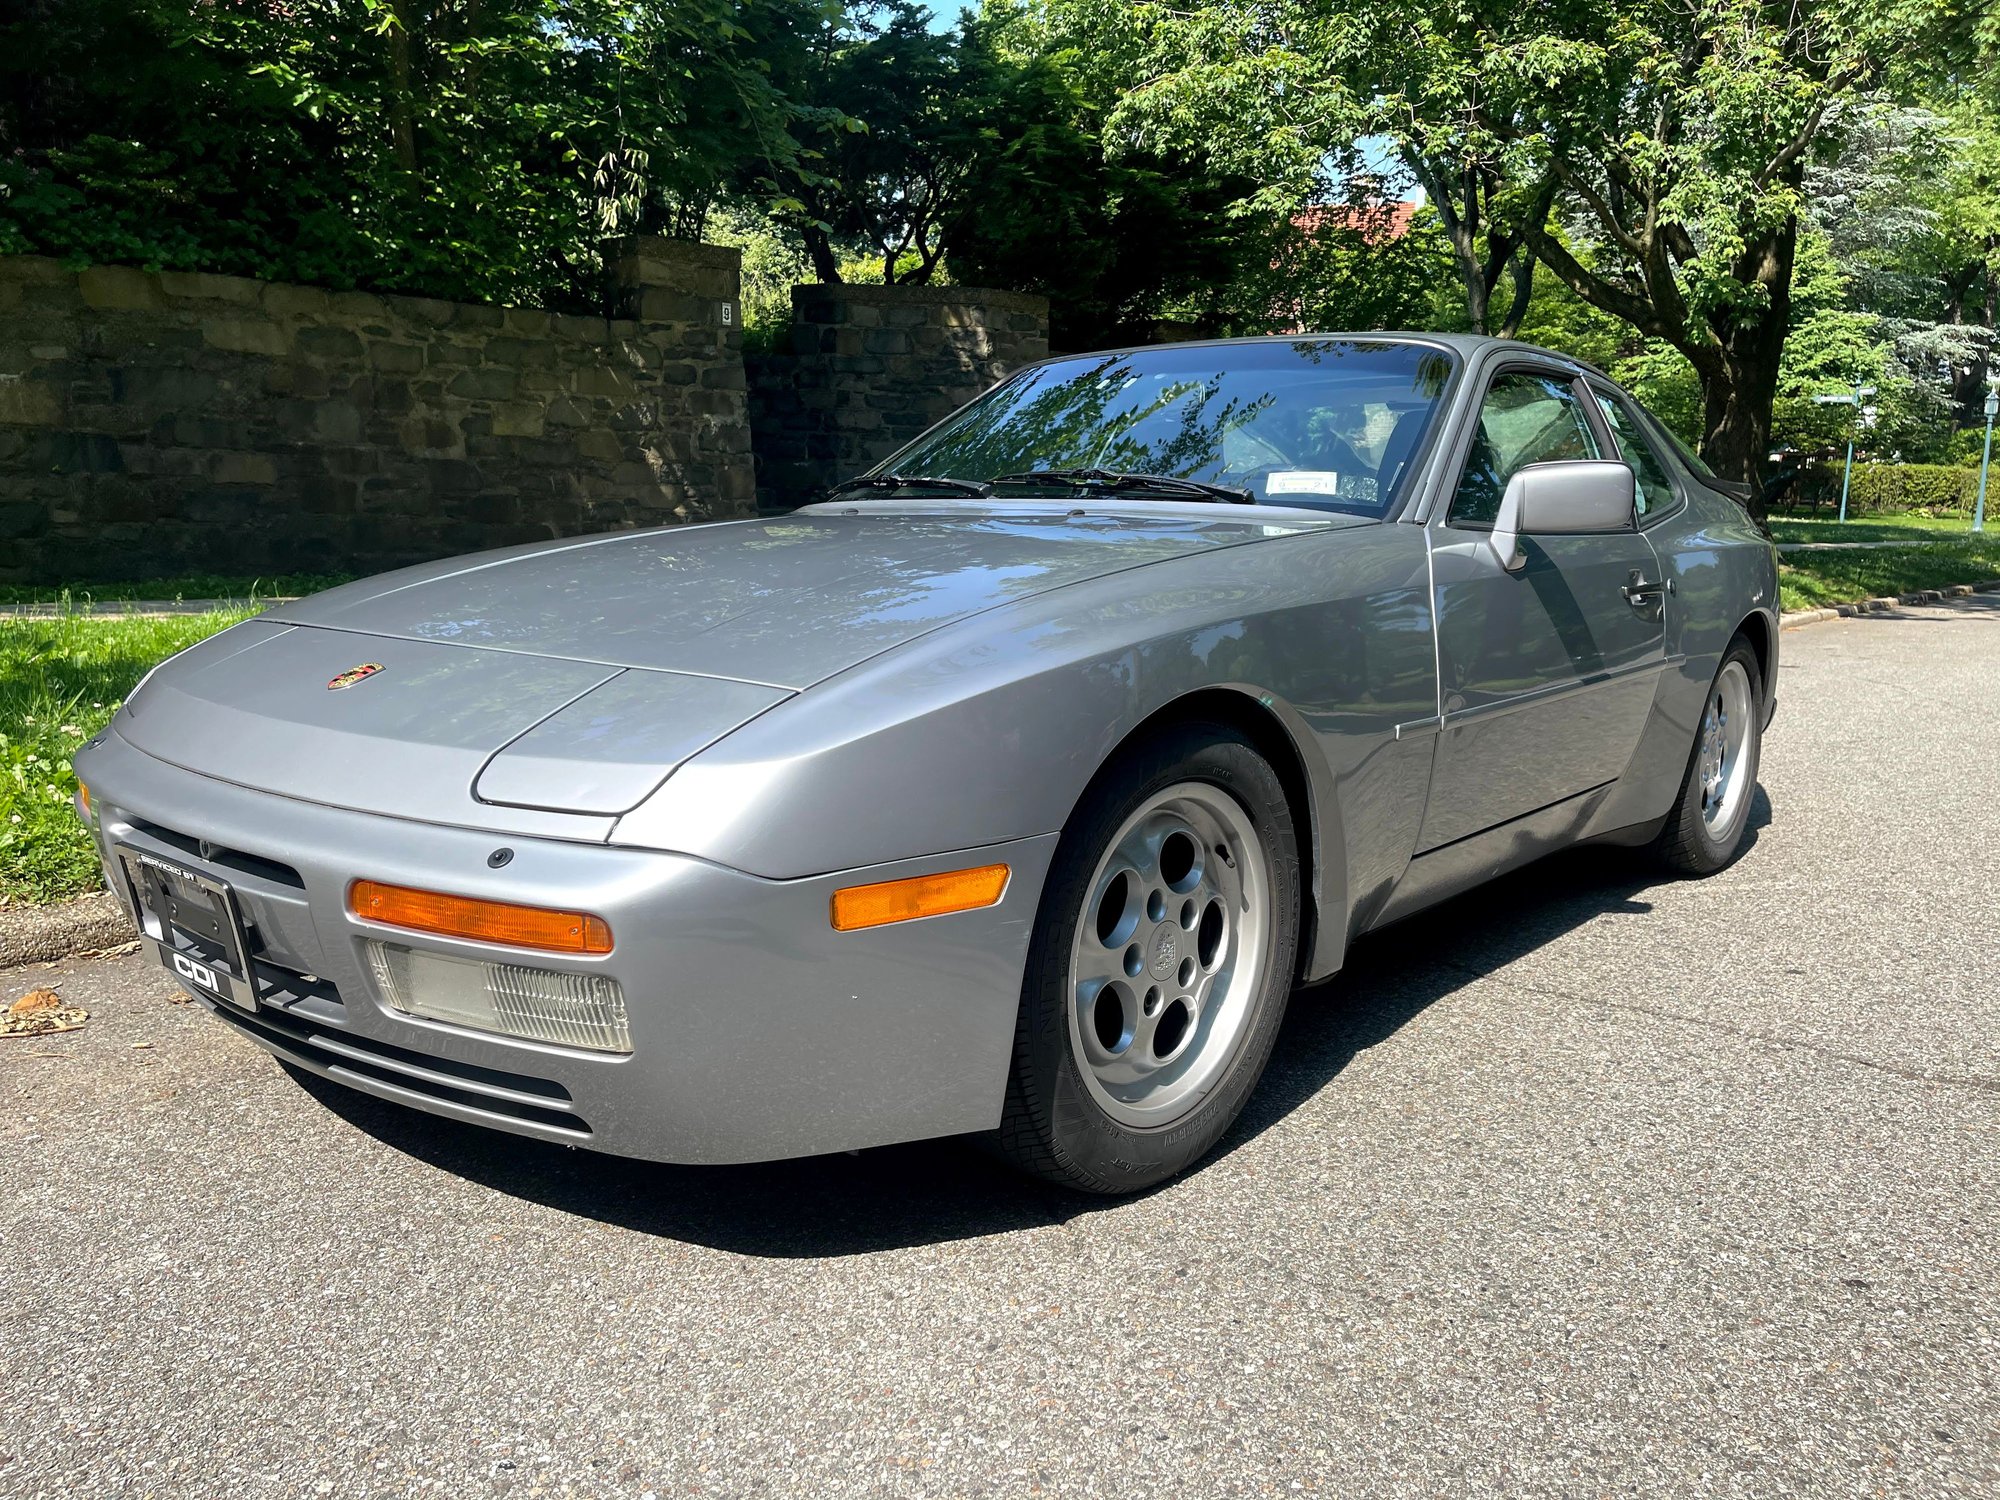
[884,339,1457,516]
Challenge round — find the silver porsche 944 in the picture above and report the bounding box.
[73,335,1777,1193]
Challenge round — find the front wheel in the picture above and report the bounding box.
[993,724,1300,1193]
[1651,638,1764,875]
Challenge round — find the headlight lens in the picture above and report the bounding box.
[365,941,632,1054]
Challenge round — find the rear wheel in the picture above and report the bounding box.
[1652,638,1763,875]
[993,724,1300,1193]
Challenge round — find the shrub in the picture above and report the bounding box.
[1793,463,1984,514]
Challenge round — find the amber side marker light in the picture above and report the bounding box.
[77,781,92,817]
[348,879,613,955]
[831,864,1010,932]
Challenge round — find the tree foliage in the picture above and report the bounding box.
[1,0,832,310]
[941,11,1283,349]
[1038,0,1985,502]
[749,2,1289,349]
[5,0,1998,489]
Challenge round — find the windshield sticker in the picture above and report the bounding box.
[1266,471,1341,495]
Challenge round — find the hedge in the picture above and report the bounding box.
[1792,463,1985,514]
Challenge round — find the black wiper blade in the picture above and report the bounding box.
[987,468,1255,504]
[827,472,991,498]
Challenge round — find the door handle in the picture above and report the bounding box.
[1622,571,1673,603]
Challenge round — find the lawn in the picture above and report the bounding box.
[0,573,350,607]
[1777,538,2000,612]
[1769,511,2000,612]
[1,608,257,904]
[1767,513,1988,544]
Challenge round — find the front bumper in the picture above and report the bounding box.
[76,727,1057,1164]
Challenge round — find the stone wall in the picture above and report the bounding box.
[0,238,753,583]
[747,283,1049,512]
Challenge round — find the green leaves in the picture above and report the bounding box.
[1072,0,1968,485]
[1,0,837,309]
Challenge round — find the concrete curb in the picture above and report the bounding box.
[1780,578,2000,631]
[0,891,137,971]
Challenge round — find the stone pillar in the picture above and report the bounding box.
[603,236,742,329]
[746,282,1050,513]
[602,236,756,518]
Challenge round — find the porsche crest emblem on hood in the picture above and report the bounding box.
[326,662,385,691]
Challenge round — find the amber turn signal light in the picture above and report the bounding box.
[76,781,92,816]
[830,864,1010,932]
[348,879,613,955]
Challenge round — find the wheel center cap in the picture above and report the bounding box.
[1148,924,1180,978]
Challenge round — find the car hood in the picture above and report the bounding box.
[118,504,1342,832]
[263,503,1338,690]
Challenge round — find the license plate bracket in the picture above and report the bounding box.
[115,847,257,1011]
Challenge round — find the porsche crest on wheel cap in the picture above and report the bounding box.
[326,663,384,691]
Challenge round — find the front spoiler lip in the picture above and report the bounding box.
[75,726,1057,1165]
[193,991,598,1146]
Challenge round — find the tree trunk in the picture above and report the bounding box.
[803,224,841,284]
[1460,256,1491,335]
[1403,152,1492,334]
[1494,252,1535,339]
[1693,210,1798,520]
[387,1,418,175]
[1699,368,1775,512]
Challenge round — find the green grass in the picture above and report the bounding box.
[1778,537,2000,612]
[1767,513,1985,544]
[0,573,351,606]
[1,609,257,904]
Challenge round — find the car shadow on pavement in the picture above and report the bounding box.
[294,788,1771,1258]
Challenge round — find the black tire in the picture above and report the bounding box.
[992,722,1301,1193]
[1651,636,1764,875]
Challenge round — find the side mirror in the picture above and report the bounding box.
[1490,460,1636,572]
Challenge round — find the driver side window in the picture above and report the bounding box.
[1449,373,1600,527]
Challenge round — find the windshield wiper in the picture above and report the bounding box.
[827,473,991,498]
[987,468,1255,505]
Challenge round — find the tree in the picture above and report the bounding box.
[1813,95,2000,434]
[1245,205,1466,336]
[942,8,1287,347]
[755,1,978,284]
[1483,0,1949,496]
[1033,0,1548,336]
[1049,0,1964,504]
[0,0,829,310]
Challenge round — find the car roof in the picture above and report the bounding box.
[1036,332,1616,387]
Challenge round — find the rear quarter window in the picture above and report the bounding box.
[1592,391,1678,518]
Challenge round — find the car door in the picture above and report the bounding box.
[1417,365,1668,851]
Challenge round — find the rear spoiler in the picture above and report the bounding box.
[1702,473,1780,542]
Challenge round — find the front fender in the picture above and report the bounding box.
[611,542,1342,877]
[613,526,1440,981]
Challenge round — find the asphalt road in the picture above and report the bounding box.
[5,598,1997,1499]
